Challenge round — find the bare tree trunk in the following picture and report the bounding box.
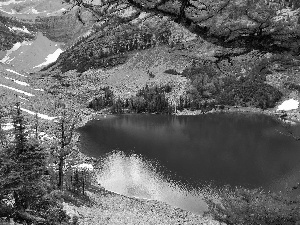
[58,157,64,190]
[82,171,85,195]
[58,116,65,190]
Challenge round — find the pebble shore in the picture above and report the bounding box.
[64,185,221,225]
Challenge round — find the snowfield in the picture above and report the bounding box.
[1,41,32,65]
[20,108,57,120]
[2,123,14,131]
[6,69,27,77]
[5,77,29,86]
[277,99,299,111]
[72,163,94,171]
[8,26,31,34]
[0,84,34,96]
[33,48,63,68]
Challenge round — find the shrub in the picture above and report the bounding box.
[88,87,114,110]
[206,187,300,225]
[128,85,173,114]
[217,76,282,109]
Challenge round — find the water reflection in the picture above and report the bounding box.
[96,151,208,214]
[78,113,300,214]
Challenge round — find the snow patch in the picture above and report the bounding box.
[72,163,94,171]
[30,8,39,14]
[33,88,44,92]
[38,132,53,141]
[5,77,29,86]
[0,8,17,14]
[0,0,26,6]
[6,57,15,64]
[33,48,63,68]
[1,41,31,64]
[9,26,31,34]
[277,99,299,111]
[18,96,29,101]
[2,123,14,131]
[6,69,27,77]
[20,108,56,120]
[0,42,21,63]
[0,84,34,96]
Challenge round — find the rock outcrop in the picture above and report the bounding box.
[35,7,97,43]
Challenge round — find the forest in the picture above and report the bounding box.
[0,102,91,224]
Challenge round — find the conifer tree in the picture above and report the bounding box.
[0,103,48,220]
[51,108,78,190]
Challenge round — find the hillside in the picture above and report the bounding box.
[2,0,300,224]
[0,0,68,18]
[0,32,63,72]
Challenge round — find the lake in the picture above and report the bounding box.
[78,113,300,214]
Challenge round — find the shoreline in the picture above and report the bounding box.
[69,110,221,225]
[76,105,300,128]
[175,105,300,125]
[67,105,299,224]
[63,184,221,225]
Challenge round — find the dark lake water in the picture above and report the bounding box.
[78,113,300,214]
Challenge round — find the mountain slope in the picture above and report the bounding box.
[0,32,63,72]
[0,0,67,18]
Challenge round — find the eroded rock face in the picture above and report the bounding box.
[35,8,96,43]
[0,15,35,51]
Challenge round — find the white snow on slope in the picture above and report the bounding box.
[33,48,63,68]
[72,163,94,171]
[0,0,26,6]
[1,41,31,64]
[0,84,34,96]
[5,77,29,86]
[20,107,56,120]
[1,42,21,63]
[2,123,14,131]
[6,69,27,77]
[9,26,31,34]
[0,8,17,14]
[34,88,44,92]
[277,99,299,111]
[18,96,29,101]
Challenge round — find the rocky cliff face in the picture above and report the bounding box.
[0,2,98,71]
[45,20,173,73]
[0,0,96,50]
[35,7,96,44]
[0,15,35,51]
[0,0,67,18]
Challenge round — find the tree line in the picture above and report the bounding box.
[88,67,283,115]
[88,85,174,114]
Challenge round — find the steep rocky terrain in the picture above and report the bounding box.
[1,32,63,72]
[0,15,35,51]
[0,0,67,18]
[0,0,99,72]
[35,7,97,44]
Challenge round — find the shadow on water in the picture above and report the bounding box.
[78,113,300,214]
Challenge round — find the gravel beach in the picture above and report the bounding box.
[63,185,221,225]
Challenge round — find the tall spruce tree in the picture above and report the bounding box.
[0,103,47,219]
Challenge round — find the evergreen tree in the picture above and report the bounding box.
[51,108,78,190]
[0,103,48,221]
